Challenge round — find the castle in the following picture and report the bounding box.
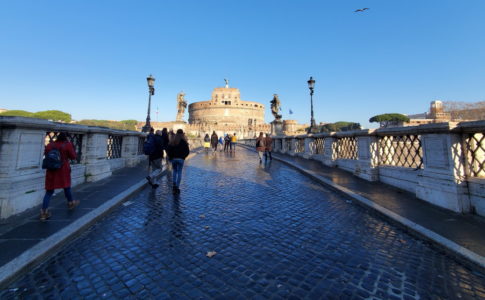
[140,83,271,138]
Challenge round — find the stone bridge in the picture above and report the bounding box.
[0,117,484,299]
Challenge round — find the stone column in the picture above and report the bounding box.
[0,126,45,218]
[84,133,112,182]
[322,136,338,167]
[416,125,470,213]
[303,137,313,159]
[122,135,140,167]
[354,132,379,181]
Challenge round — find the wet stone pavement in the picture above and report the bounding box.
[1,148,485,299]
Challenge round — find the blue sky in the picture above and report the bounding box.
[1,0,484,128]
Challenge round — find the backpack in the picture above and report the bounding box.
[143,135,156,155]
[42,144,64,170]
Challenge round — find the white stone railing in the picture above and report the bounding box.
[0,116,147,220]
[243,121,485,217]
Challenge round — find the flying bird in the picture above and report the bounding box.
[354,8,370,12]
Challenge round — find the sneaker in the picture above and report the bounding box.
[175,187,181,194]
[172,186,178,194]
[68,200,80,210]
[40,209,51,222]
[152,183,159,189]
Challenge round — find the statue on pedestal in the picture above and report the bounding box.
[176,92,187,122]
[270,94,283,135]
[270,94,282,121]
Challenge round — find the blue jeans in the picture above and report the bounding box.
[42,187,73,210]
[171,159,185,188]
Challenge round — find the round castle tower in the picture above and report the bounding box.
[188,86,265,127]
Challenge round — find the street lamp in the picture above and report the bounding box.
[307,76,316,133]
[142,74,156,133]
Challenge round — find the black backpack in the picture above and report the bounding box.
[42,144,65,170]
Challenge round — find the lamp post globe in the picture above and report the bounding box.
[307,76,316,133]
[142,75,156,133]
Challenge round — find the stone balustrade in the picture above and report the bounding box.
[0,116,147,220]
[244,121,485,217]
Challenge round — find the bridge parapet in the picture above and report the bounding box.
[243,121,485,216]
[0,116,147,219]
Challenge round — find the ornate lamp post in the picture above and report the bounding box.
[142,75,156,133]
[307,76,316,133]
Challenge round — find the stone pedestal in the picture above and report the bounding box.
[416,133,470,213]
[0,128,45,219]
[122,136,140,167]
[323,136,338,167]
[354,135,379,181]
[84,133,112,182]
[271,120,283,136]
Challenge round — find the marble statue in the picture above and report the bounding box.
[176,92,187,122]
[270,94,282,121]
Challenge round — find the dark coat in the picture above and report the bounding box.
[167,139,190,160]
[256,137,266,152]
[265,136,273,151]
[45,141,77,190]
[161,132,169,150]
[149,135,164,161]
[211,133,218,146]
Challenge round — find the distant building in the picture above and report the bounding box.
[137,84,270,138]
[0,108,7,114]
[384,100,454,128]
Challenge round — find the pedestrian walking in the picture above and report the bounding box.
[210,131,218,152]
[218,136,224,151]
[264,133,273,161]
[40,132,79,221]
[203,133,211,153]
[224,134,231,152]
[255,132,266,163]
[168,130,175,143]
[167,129,190,194]
[146,130,165,189]
[161,128,169,164]
[230,133,237,152]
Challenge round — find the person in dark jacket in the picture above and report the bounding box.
[161,128,169,163]
[210,131,218,152]
[41,132,79,221]
[146,130,164,189]
[167,129,190,194]
[224,134,230,152]
[264,133,273,161]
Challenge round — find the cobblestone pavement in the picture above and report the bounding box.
[1,149,485,299]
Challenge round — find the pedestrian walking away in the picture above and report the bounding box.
[167,129,190,194]
[224,134,231,152]
[218,136,224,151]
[211,131,218,152]
[40,132,79,221]
[230,132,237,152]
[264,133,273,161]
[146,129,165,189]
[161,128,170,165]
[203,133,211,153]
[255,132,266,163]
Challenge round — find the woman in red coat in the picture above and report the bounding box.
[41,132,79,221]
